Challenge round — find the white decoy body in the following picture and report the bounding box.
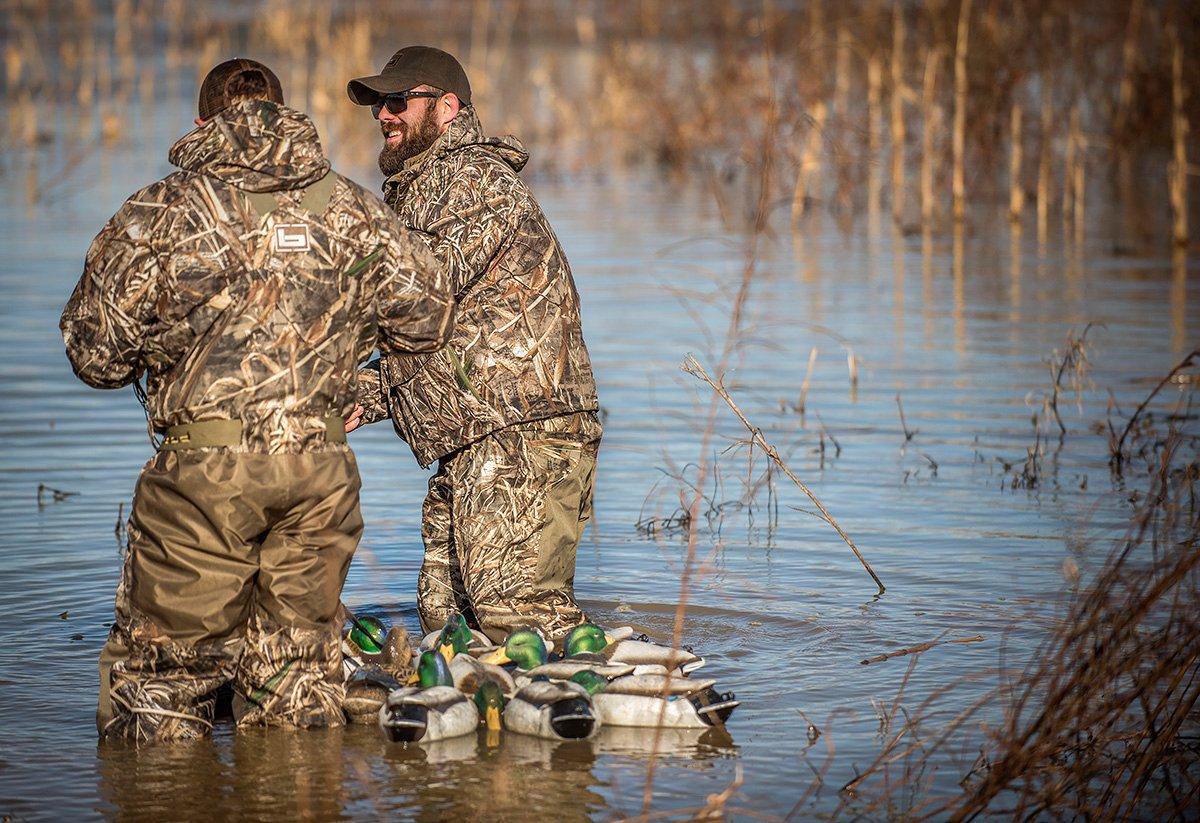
[378,685,479,743]
[589,639,705,674]
[503,680,600,740]
[582,673,739,729]
[519,659,636,683]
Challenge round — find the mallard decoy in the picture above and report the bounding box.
[449,652,517,696]
[503,678,600,740]
[379,650,478,743]
[569,670,738,729]
[561,623,705,674]
[481,628,635,682]
[343,666,401,725]
[342,615,414,681]
[474,680,506,732]
[419,615,515,696]
[418,613,496,660]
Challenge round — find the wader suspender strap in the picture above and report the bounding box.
[154,173,345,452]
[243,172,336,219]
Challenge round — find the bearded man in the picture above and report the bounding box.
[345,46,602,643]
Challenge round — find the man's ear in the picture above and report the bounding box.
[438,93,462,128]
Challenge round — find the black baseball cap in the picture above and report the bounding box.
[347,46,472,107]
[198,58,284,120]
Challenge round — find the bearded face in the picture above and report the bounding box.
[378,100,442,176]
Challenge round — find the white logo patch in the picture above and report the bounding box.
[274,224,311,252]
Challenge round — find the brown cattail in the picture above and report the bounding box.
[890,0,908,227]
[952,0,972,223]
[921,47,943,230]
[868,53,883,220]
[1037,23,1053,249]
[1071,108,1086,248]
[793,101,828,226]
[1009,102,1025,223]
[1063,105,1077,245]
[1168,22,1189,248]
[1114,0,1144,139]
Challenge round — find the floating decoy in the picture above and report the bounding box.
[379,650,478,743]
[569,670,738,729]
[562,623,705,675]
[502,678,600,740]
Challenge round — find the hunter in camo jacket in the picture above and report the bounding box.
[62,60,453,741]
[349,47,602,643]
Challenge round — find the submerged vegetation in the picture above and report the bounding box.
[841,355,1200,819]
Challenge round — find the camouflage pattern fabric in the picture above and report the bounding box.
[64,100,452,740]
[101,449,362,741]
[358,106,598,467]
[233,612,345,729]
[417,411,602,642]
[62,99,453,454]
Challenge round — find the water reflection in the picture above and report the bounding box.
[594,726,737,759]
[1172,248,1188,354]
[97,736,234,821]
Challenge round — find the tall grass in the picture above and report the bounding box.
[1,0,1195,248]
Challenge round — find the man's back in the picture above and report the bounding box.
[62,99,452,452]
[66,79,453,740]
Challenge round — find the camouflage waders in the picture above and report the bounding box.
[100,448,362,741]
[417,411,601,642]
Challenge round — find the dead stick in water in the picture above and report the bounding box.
[682,354,885,594]
[896,393,917,442]
[860,635,984,665]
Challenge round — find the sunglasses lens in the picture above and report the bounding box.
[383,95,406,115]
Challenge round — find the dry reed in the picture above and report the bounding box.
[835,352,1200,821]
[1,0,1193,247]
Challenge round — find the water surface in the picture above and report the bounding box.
[0,90,1195,821]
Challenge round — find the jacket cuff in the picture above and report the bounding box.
[355,360,389,425]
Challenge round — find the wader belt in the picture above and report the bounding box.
[158,417,346,451]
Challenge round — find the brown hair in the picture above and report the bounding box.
[198,58,284,120]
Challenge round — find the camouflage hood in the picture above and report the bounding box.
[168,100,330,193]
[382,106,528,203]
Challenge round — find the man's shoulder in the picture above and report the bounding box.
[118,171,193,213]
[433,146,531,203]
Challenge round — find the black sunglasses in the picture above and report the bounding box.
[371,90,442,116]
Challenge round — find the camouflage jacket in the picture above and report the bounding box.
[358,107,599,467]
[61,100,453,453]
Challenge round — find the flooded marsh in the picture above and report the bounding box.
[1,1,1198,820]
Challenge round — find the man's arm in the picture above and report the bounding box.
[346,221,456,434]
[374,225,455,356]
[60,195,166,389]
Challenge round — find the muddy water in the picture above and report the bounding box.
[0,93,1195,820]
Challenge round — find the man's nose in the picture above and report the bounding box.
[376,106,397,123]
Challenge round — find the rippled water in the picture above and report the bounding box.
[0,92,1195,820]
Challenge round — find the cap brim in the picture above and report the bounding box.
[347,74,420,105]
